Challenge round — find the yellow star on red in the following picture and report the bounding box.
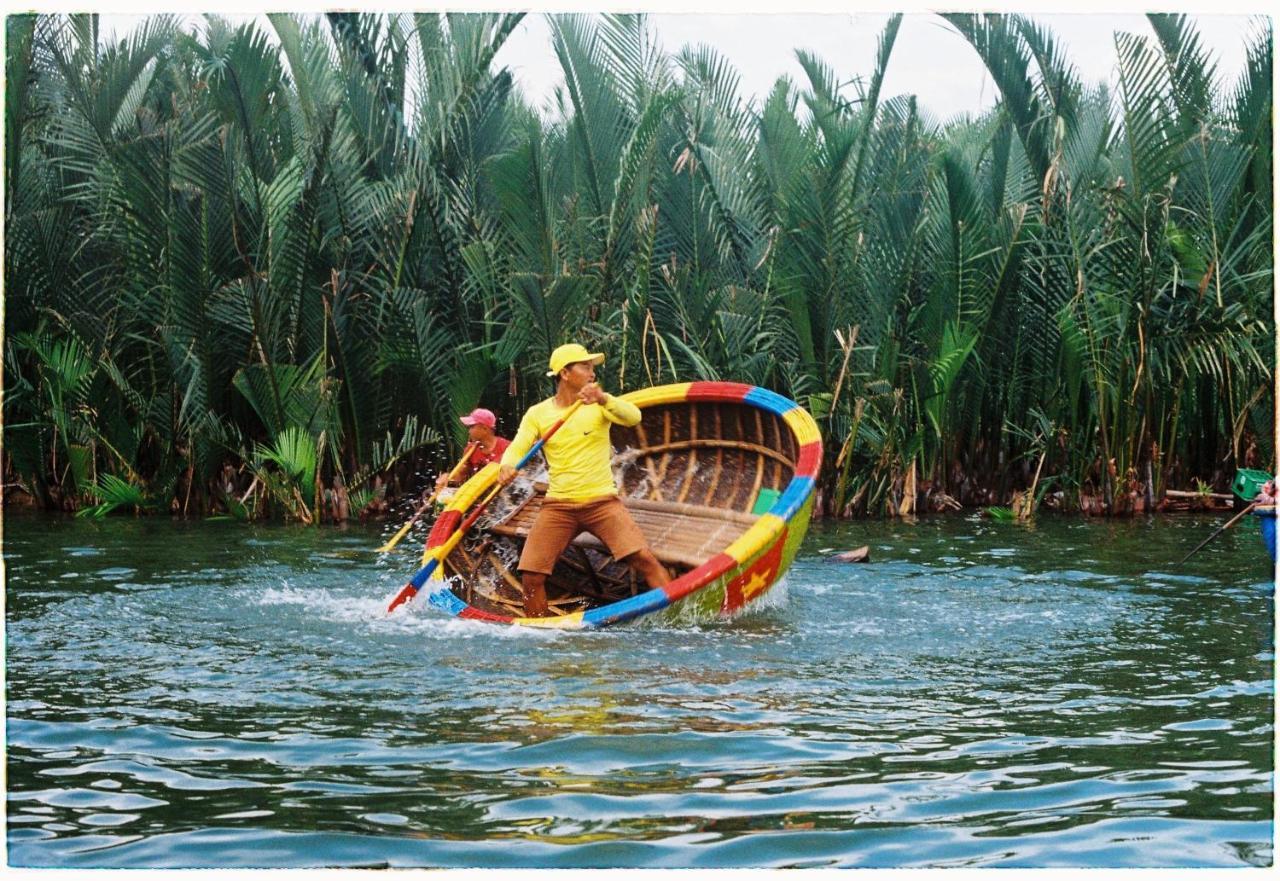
[741,568,773,601]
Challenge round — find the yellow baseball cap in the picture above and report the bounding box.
[546,343,605,376]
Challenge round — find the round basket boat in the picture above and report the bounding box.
[414,381,820,629]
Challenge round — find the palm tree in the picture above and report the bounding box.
[4,12,1272,519]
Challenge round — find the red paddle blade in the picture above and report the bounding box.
[387,584,418,613]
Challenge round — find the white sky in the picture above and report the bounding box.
[495,11,1261,122]
[88,3,1267,121]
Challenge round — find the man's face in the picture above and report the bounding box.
[561,360,595,387]
[467,424,493,443]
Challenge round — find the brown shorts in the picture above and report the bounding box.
[518,495,648,575]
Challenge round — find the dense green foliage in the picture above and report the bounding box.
[4,12,1273,519]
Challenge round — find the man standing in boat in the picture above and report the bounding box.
[434,407,511,495]
[498,343,671,617]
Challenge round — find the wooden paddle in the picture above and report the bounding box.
[387,399,584,613]
[376,442,478,553]
[1179,501,1259,564]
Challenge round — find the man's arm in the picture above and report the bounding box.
[598,392,641,427]
[578,383,641,427]
[435,442,477,490]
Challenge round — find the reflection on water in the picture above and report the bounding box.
[4,512,1273,868]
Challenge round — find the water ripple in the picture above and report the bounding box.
[5,513,1272,868]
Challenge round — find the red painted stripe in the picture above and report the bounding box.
[426,510,462,548]
[687,381,751,403]
[662,552,737,602]
[460,606,512,623]
[795,440,822,478]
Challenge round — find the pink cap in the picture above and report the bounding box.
[459,407,496,428]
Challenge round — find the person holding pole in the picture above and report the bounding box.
[498,343,670,617]
[435,408,510,493]
[377,410,508,554]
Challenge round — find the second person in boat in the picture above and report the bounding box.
[434,407,511,503]
[498,343,671,617]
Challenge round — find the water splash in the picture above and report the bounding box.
[252,583,561,641]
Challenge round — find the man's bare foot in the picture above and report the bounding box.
[523,580,549,618]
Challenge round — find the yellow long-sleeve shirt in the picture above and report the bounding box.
[501,394,642,501]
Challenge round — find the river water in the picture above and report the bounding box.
[4,511,1273,868]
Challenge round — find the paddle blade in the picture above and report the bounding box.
[387,583,418,613]
[388,553,445,613]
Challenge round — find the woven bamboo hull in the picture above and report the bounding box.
[418,382,821,628]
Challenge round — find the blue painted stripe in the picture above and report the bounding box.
[427,588,466,615]
[582,588,671,628]
[1257,510,1277,562]
[744,386,798,416]
[772,476,815,520]
[409,556,442,589]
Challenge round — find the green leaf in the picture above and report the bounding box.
[254,425,318,493]
[77,473,149,517]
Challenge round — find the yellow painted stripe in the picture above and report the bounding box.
[620,383,692,409]
[514,610,585,629]
[782,406,822,446]
[723,513,786,564]
[445,462,500,512]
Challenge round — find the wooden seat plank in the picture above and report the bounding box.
[487,493,757,569]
